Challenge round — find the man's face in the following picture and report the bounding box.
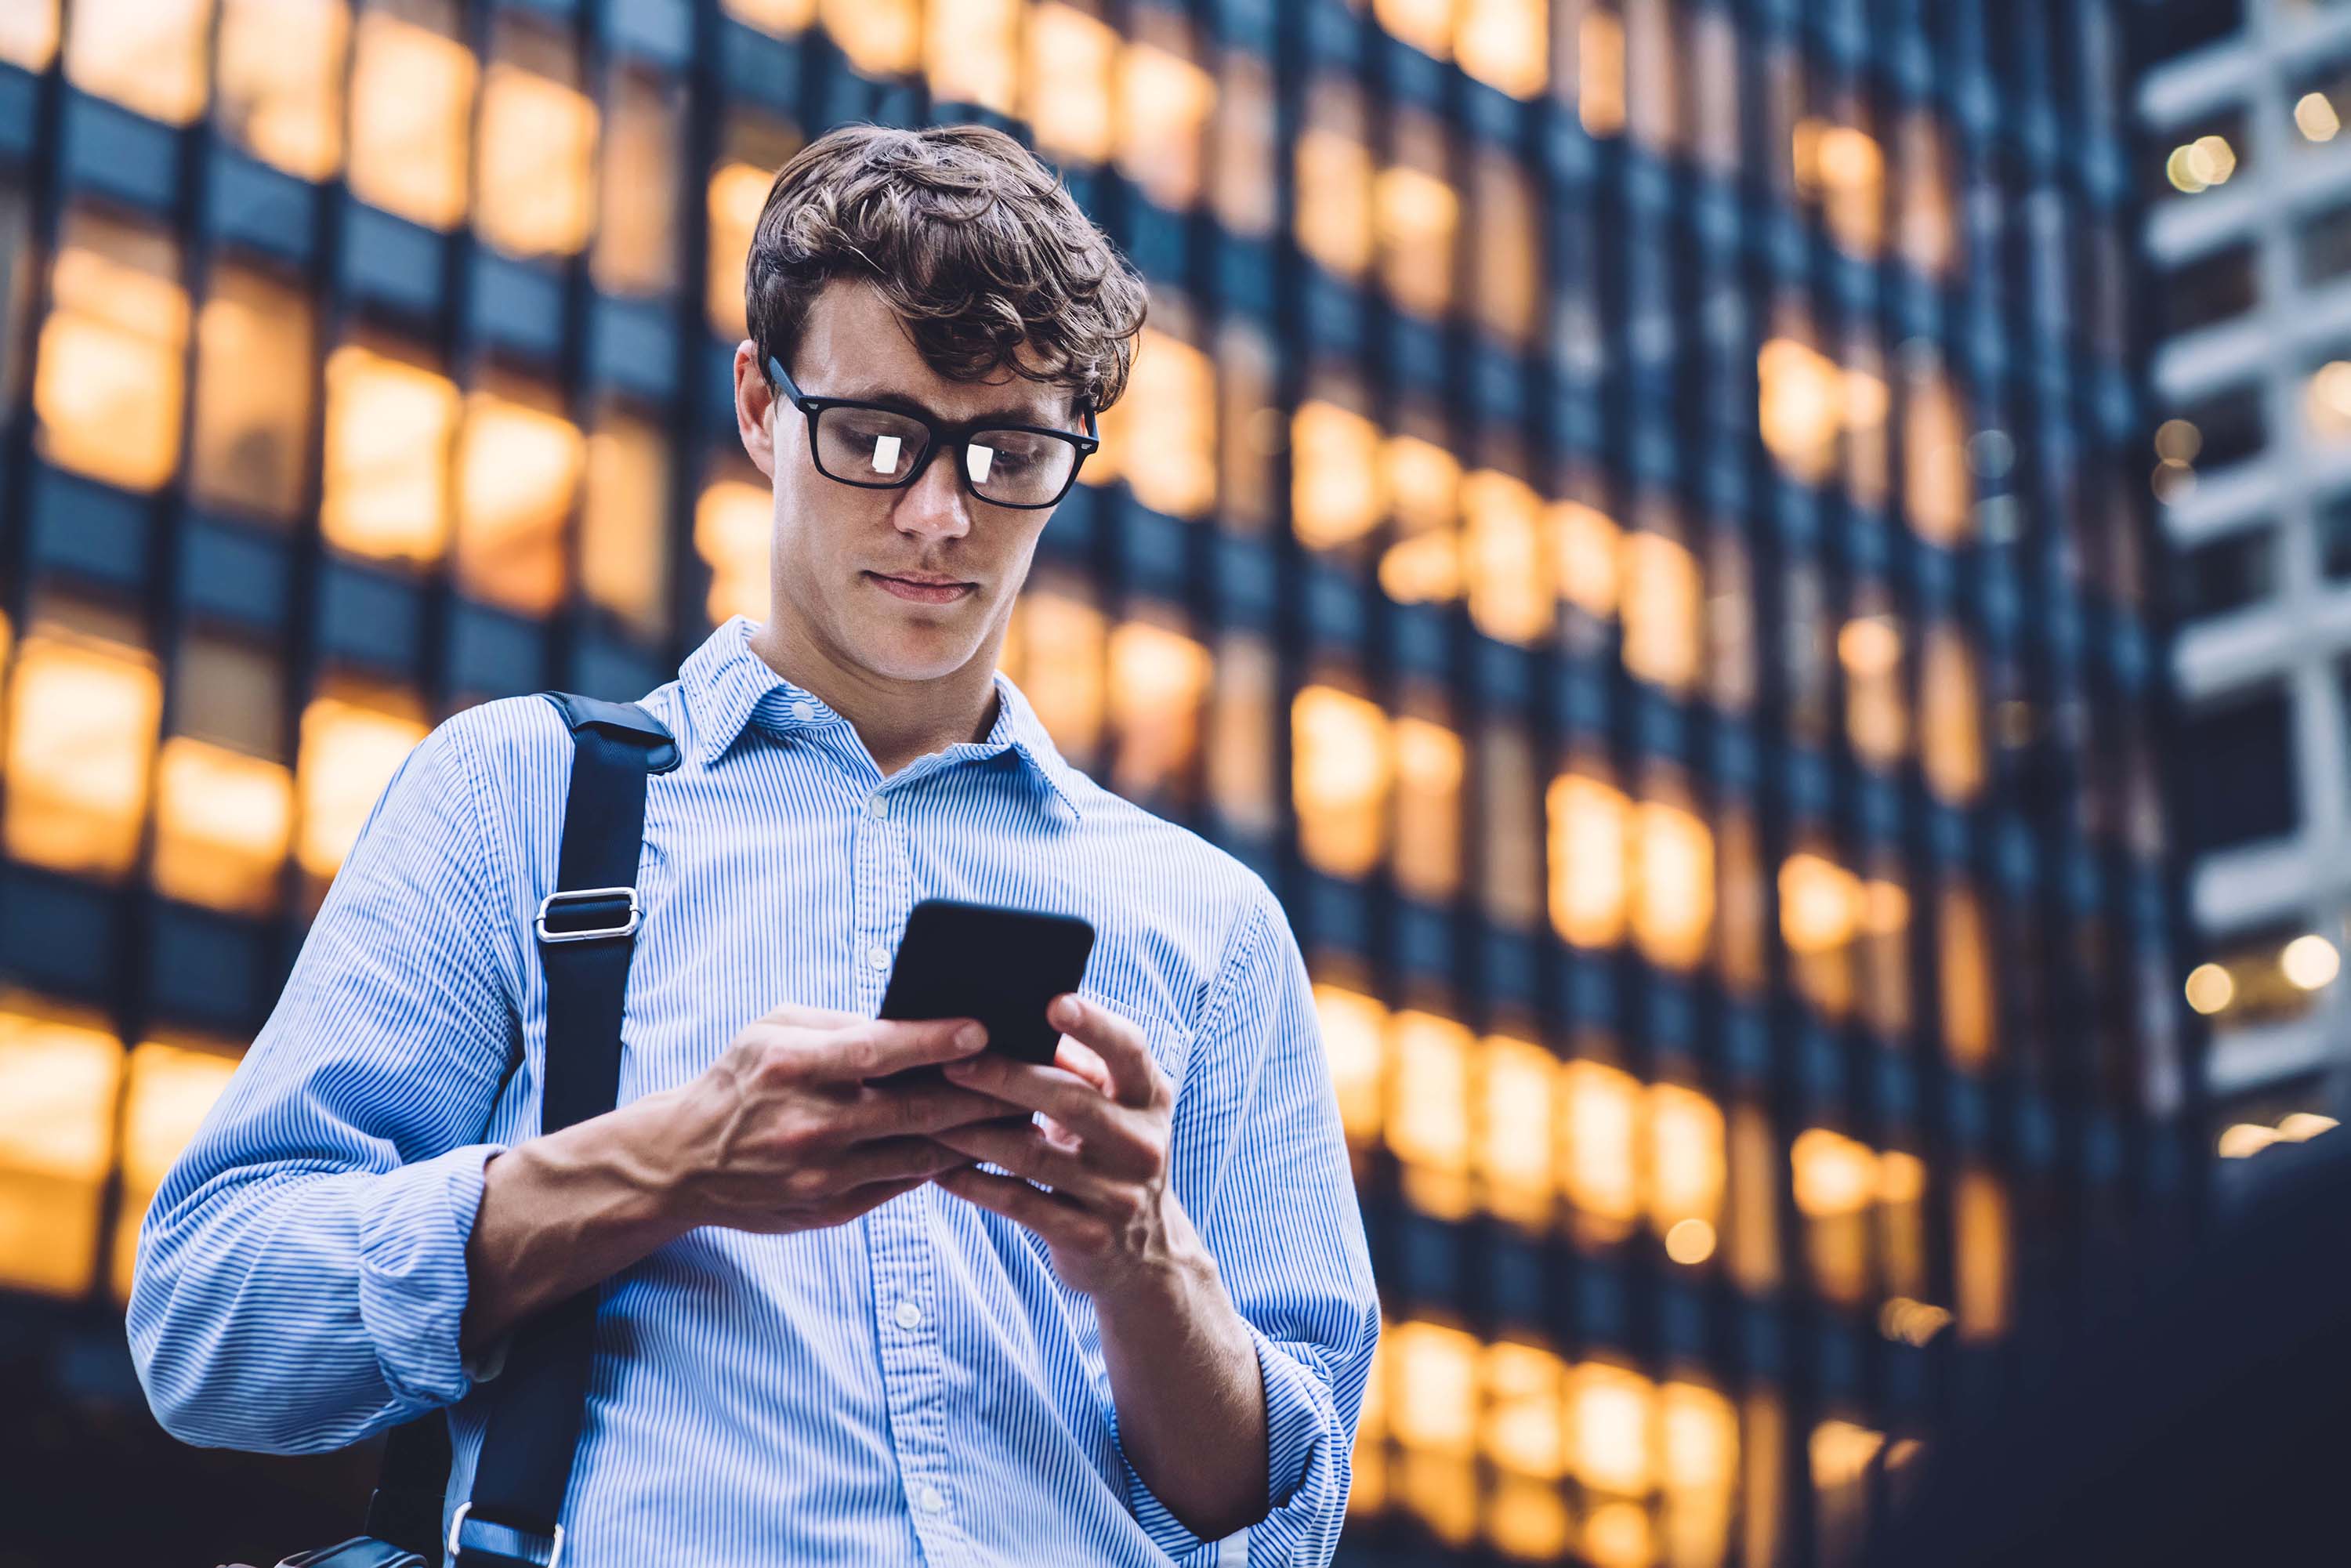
[735,279,1078,685]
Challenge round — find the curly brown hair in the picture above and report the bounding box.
[746,123,1150,415]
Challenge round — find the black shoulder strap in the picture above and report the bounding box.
[365,693,678,1567]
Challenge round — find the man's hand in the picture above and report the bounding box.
[926,993,1208,1300]
[662,1001,1020,1234]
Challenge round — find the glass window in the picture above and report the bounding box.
[154,632,293,916]
[1920,624,1984,806]
[1901,349,1970,545]
[1894,108,1956,275]
[2,598,161,882]
[1757,331,1846,486]
[1781,847,1862,1020]
[721,0,813,37]
[1621,0,1678,154]
[1204,629,1277,835]
[1371,0,1451,60]
[1392,709,1463,901]
[924,0,1019,114]
[1620,517,1701,694]
[1478,1034,1555,1229]
[1215,320,1277,533]
[1550,497,1621,619]
[0,4,60,70]
[1791,1128,1928,1309]
[347,0,476,231]
[1725,1103,1780,1292]
[191,262,314,524]
[1002,579,1106,770]
[595,63,683,297]
[1376,108,1458,320]
[2308,353,2351,444]
[1293,683,1389,879]
[820,0,919,76]
[708,110,799,341]
[1712,806,1766,994]
[1377,423,1462,607]
[111,1037,241,1302]
[1792,114,1886,259]
[1024,2,1116,166]
[1456,0,1545,99]
[2175,524,2276,621]
[1291,389,1385,550]
[695,461,770,625]
[0,176,31,414]
[1107,613,1210,806]
[2181,685,2298,853]
[2300,201,2351,287]
[1117,12,1215,213]
[2170,381,2266,473]
[1210,49,1277,237]
[1390,1320,1480,1544]
[1704,525,1756,713]
[1567,0,1626,137]
[215,0,349,180]
[2321,494,2351,579]
[581,406,674,644]
[1479,719,1543,929]
[2163,242,2259,338]
[1462,467,1551,644]
[1313,979,1388,1150]
[64,0,212,125]
[33,206,188,494]
[475,13,596,259]
[2293,56,2351,145]
[0,997,122,1299]
[1099,319,1216,519]
[1939,879,1996,1068]
[1566,1359,1655,1494]
[1295,78,1375,281]
[455,375,583,617]
[294,679,428,893]
[2150,106,2246,201]
[321,339,458,567]
[1548,768,1628,950]
[1632,789,1713,972]
[1953,1168,2010,1340]
[1470,147,1539,348]
[1388,1009,1474,1219]
[1840,611,1907,768]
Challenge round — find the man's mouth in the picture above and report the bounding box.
[865,571,975,604]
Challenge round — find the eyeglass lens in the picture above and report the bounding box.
[811,406,1081,505]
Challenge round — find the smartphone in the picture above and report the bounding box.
[870,898,1096,1084]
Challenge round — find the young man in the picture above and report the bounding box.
[129,123,1380,1567]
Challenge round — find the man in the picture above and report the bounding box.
[129,123,1380,1567]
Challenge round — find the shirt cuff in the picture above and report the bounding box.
[1108,1322,1335,1565]
[356,1143,505,1407]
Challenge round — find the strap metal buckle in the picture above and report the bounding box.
[534,885,640,944]
[448,1502,565,1568]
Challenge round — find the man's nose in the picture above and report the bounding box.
[893,446,975,539]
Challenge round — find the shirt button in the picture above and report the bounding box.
[868,944,891,971]
[790,699,814,722]
[867,795,889,819]
[916,1484,947,1514]
[893,1299,922,1330]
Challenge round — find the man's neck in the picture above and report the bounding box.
[744,613,1000,779]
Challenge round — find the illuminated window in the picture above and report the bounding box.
[1210,49,1277,237]
[1759,331,1884,490]
[1649,1081,1726,1254]
[347,0,476,231]
[455,377,583,617]
[1295,79,1375,280]
[581,407,673,644]
[1558,1058,1640,1241]
[191,263,314,524]
[65,0,212,124]
[1705,527,1757,714]
[694,467,771,626]
[1954,1168,2010,1339]
[1552,498,1621,618]
[0,999,122,1298]
[925,0,1018,114]
[1099,324,1216,518]
[1712,807,1767,994]
[1632,795,1714,972]
[1840,613,1907,768]
[595,63,683,297]
[1373,0,1452,59]
[1353,1327,1389,1515]
[1793,115,1885,257]
[1479,720,1543,930]
[1780,848,1910,1025]
[2,603,161,881]
[1314,981,1388,1149]
[1462,469,1552,644]
[474,14,596,259]
[1025,2,1116,165]
[1118,16,1216,212]
[34,207,188,493]
[1485,1338,1571,1557]
[1620,527,1701,693]
[1920,624,1985,803]
[216,0,349,180]
[1549,770,1628,949]
[1293,394,1384,549]
[721,0,813,36]
[1811,1417,1886,1566]
[321,340,458,567]
[1791,1128,1932,1309]
[1458,0,1545,100]
[1903,353,1971,545]
[1659,1382,1740,1568]
[1204,629,1277,835]
[821,0,918,75]
[1839,335,1891,510]
[1725,1103,1781,1292]
[1005,584,1106,770]
[1686,6,1739,175]
[1479,1034,1555,1228]
[708,110,799,339]
[1567,1359,1655,1494]
[295,683,429,888]
[1215,322,1278,532]
[0,3,60,71]
[112,1038,241,1302]
[1621,0,1678,154]
[1392,714,1463,901]
[1572,2,1625,138]
[1294,684,1389,879]
[154,633,292,916]
[1107,615,1210,805]
[1377,430,1461,603]
[1938,880,1997,1068]
[1896,109,1956,275]
[1470,147,1540,346]
[1388,1010,1474,1219]
[1378,111,1459,320]
[1389,1320,1479,1544]
[1857,861,1913,1040]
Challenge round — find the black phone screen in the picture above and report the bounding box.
[872,899,1096,1079]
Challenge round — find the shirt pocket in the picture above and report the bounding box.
[1075,990,1194,1103]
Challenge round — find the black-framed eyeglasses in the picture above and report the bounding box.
[766,355,1099,511]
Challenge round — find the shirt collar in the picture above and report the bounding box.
[678,615,1088,824]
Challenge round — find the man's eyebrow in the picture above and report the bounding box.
[828,383,1066,428]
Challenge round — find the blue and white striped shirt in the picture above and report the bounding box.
[127,613,1379,1568]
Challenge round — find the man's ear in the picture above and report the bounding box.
[734,340,777,480]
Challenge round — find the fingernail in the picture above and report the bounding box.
[1051,994,1078,1025]
[957,1023,984,1050]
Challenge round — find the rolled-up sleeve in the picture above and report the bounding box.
[1107,881,1382,1566]
[128,712,523,1453]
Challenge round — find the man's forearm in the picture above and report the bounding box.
[1096,1250,1270,1541]
[460,1088,698,1360]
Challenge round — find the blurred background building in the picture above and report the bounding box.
[2138,0,2351,1171]
[0,0,2213,1565]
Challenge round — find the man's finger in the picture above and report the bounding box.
[1054,1037,1114,1095]
[835,1134,976,1188]
[817,1016,987,1081]
[933,1166,1107,1250]
[933,1119,1143,1195]
[1045,994,1161,1108]
[943,1056,1122,1138]
[847,1079,1033,1138]
[759,999,869,1030]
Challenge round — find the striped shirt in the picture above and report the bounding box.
[127,613,1380,1568]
